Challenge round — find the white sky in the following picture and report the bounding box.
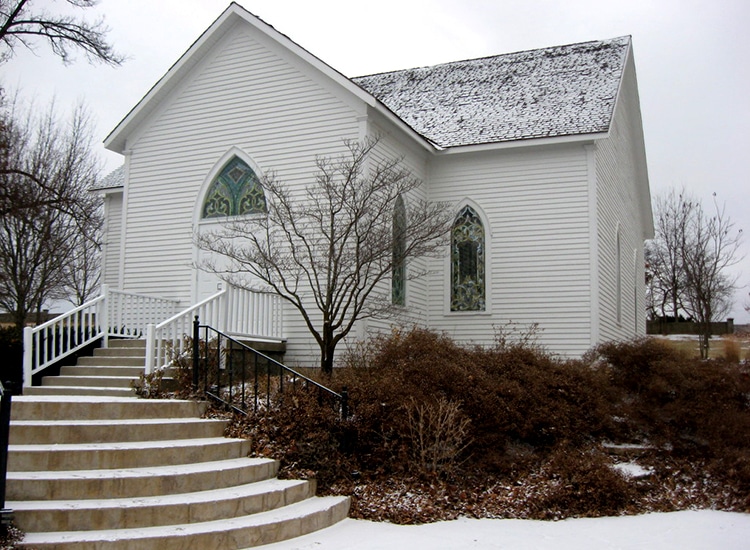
[2,0,749,321]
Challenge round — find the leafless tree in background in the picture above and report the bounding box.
[680,194,743,357]
[0,98,102,328]
[648,188,743,358]
[0,0,123,66]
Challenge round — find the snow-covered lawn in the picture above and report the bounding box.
[259,510,750,549]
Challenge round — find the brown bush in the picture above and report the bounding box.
[595,338,750,455]
[531,444,638,519]
[334,328,614,478]
[224,331,750,521]
[226,386,356,488]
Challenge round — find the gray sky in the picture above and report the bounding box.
[2,0,749,321]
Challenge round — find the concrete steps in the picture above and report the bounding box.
[24,339,147,397]
[9,392,349,548]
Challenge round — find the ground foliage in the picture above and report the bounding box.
[223,329,750,523]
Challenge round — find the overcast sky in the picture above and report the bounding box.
[2,0,749,321]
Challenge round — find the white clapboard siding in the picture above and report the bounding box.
[120,24,361,315]
[426,144,594,356]
[361,120,433,338]
[102,192,123,289]
[594,53,650,343]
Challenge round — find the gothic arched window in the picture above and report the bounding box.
[451,205,485,311]
[392,195,406,306]
[202,156,266,219]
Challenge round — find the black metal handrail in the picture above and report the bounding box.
[0,380,14,531]
[192,317,349,419]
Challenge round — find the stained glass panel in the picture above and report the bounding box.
[392,195,406,305]
[202,156,266,219]
[451,205,485,311]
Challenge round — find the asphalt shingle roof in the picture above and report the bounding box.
[352,37,630,148]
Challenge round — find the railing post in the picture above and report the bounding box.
[144,323,155,375]
[192,316,200,390]
[340,386,349,420]
[101,284,110,348]
[22,327,33,390]
[0,382,14,532]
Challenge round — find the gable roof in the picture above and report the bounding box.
[105,2,426,153]
[353,37,630,148]
[105,3,631,154]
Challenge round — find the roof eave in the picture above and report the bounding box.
[435,131,609,155]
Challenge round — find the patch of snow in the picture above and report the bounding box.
[257,510,750,550]
[612,461,653,479]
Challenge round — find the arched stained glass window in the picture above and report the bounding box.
[451,205,485,311]
[392,195,406,306]
[202,156,266,219]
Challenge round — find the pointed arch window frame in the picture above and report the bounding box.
[449,203,488,313]
[200,154,267,220]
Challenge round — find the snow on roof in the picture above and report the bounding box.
[92,164,125,190]
[352,37,630,148]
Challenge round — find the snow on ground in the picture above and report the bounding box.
[258,510,750,550]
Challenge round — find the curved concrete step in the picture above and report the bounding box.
[10,478,315,532]
[22,385,137,397]
[8,457,279,500]
[9,437,251,471]
[10,416,228,444]
[94,352,146,358]
[18,495,350,549]
[60,365,145,377]
[76,356,146,366]
[42,375,138,388]
[11,396,207,421]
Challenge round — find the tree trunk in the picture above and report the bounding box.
[320,321,335,375]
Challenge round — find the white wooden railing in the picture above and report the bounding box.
[144,286,284,374]
[107,288,180,339]
[22,295,106,388]
[22,284,284,388]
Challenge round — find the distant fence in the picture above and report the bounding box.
[647,318,734,336]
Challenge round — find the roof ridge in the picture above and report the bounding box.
[353,36,631,81]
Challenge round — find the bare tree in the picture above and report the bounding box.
[0,98,102,328]
[198,139,452,374]
[680,194,743,358]
[646,188,691,321]
[0,0,123,65]
[60,221,101,306]
[649,188,744,358]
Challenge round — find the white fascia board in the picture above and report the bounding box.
[434,131,608,156]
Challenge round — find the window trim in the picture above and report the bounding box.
[445,200,491,315]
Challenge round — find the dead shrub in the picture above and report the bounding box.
[532,444,638,519]
[405,396,472,477]
[723,336,742,363]
[228,386,355,488]
[594,338,750,467]
[335,328,614,478]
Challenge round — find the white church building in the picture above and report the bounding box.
[96,2,652,366]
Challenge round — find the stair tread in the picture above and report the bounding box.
[50,375,140,380]
[9,436,243,453]
[20,496,348,544]
[9,478,307,511]
[24,385,136,393]
[13,417,225,427]
[8,457,276,482]
[15,396,144,403]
